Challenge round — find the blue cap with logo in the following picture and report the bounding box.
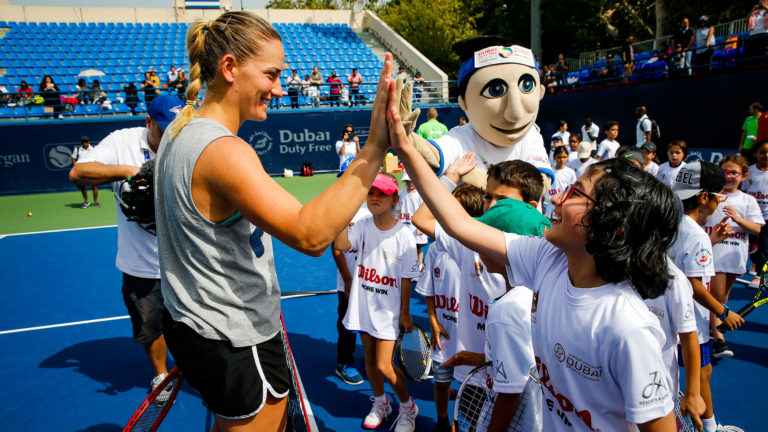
[147,94,184,131]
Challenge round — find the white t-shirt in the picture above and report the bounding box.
[551,130,570,146]
[342,218,420,340]
[656,161,686,189]
[566,150,579,170]
[643,161,659,176]
[504,233,673,431]
[703,190,764,274]
[575,157,598,177]
[435,224,506,383]
[636,115,652,147]
[396,188,428,245]
[415,239,460,363]
[484,288,535,394]
[544,166,577,219]
[431,123,552,180]
[596,139,619,160]
[75,127,159,279]
[71,144,94,161]
[669,215,715,344]
[336,207,372,292]
[580,123,600,147]
[643,259,697,396]
[743,164,768,219]
[335,140,357,168]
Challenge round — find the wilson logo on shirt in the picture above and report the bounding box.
[536,356,596,430]
[693,248,711,266]
[357,264,399,288]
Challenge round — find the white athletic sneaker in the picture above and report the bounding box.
[150,373,174,407]
[392,399,418,432]
[363,396,392,429]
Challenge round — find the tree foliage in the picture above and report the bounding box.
[376,0,481,79]
[266,0,355,9]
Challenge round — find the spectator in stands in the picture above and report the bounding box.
[142,71,159,105]
[170,70,188,97]
[71,136,99,208]
[412,71,424,103]
[555,53,568,87]
[301,74,310,105]
[166,65,179,83]
[76,78,88,102]
[310,65,323,93]
[286,69,301,109]
[39,75,62,119]
[741,102,764,162]
[635,106,653,147]
[604,56,620,81]
[416,107,448,140]
[580,116,600,150]
[148,68,160,87]
[396,65,408,82]
[327,71,342,107]
[670,43,686,76]
[16,80,34,106]
[622,35,636,63]
[694,15,716,71]
[340,84,351,107]
[124,81,139,115]
[543,64,556,92]
[89,79,106,105]
[347,68,363,106]
[746,0,768,62]
[673,17,695,75]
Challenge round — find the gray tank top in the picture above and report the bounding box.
[155,117,281,347]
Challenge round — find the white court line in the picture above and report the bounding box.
[0,315,129,335]
[1,224,116,238]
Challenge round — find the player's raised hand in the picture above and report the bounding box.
[367,52,395,153]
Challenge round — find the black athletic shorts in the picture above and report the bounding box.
[162,310,291,418]
[121,273,164,345]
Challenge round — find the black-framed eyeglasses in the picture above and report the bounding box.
[562,183,596,204]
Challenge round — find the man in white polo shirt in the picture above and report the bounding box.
[636,106,653,148]
[69,95,183,394]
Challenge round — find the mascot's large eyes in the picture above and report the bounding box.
[480,79,508,98]
[518,74,536,94]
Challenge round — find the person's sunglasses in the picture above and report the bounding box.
[562,184,596,204]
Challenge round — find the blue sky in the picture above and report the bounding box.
[9,0,270,8]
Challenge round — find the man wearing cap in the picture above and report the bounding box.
[396,37,552,190]
[71,135,99,209]
[69,95,183,393]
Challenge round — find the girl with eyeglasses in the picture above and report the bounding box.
[703,155,763,359]
[388,94,683,430]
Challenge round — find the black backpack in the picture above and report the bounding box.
[649,119,661,145]
[301,161,314,177]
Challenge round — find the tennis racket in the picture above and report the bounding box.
[395,322,432,381]
[122,367,184,432]
[673,391,698,432]
[717,261,768,334]
[453,362,542,432]
[280,312,318,432]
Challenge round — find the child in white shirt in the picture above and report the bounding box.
[703,155,763,358]
[641,141,659,176]
[656,139,687,188]
[595,120,620,160]
[335,173,421,432]
[396,172,428,267]
[416,183,484,432]
[546,146,577,219]
[391,102,682,430]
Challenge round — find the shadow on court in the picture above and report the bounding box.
[39,336,190,397]
[74,424,123,432]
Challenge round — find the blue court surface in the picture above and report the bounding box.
[0,226,766,431]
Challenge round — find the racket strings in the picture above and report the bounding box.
[280,322,312,432]
[398,325,432,381]
[122,371,183,432]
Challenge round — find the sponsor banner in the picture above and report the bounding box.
[0,107,465,195]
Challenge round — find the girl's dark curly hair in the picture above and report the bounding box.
[582,158,680,299]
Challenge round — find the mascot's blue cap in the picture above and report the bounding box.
[457,45,539,89]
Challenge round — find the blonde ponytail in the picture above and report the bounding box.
[167,12,281,139]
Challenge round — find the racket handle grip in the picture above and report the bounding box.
[716,303,755,334]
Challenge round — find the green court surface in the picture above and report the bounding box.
[0,173,342,235]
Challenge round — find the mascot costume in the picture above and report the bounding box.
[397,36,552,191]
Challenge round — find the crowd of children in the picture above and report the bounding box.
[329,109,767,432]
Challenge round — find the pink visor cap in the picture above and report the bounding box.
[371,173,399,195]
